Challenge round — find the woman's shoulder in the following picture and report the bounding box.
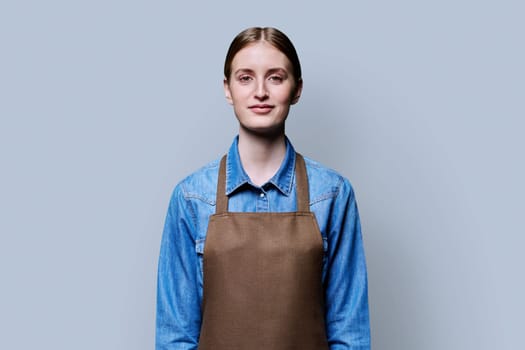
[302,155,355,204]
[172,157,221,205]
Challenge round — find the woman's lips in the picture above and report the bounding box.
[249,104,274,114]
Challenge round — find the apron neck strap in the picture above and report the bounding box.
[294,153,310,212]
[216,156,228,213]
[215,153,310,214]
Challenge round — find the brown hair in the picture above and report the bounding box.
[224,27,302,87]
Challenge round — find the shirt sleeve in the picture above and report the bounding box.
[324,178,371,350]
[156,184,201,350]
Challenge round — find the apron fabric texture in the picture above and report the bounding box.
[198,153,329,350]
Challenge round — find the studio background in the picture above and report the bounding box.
[1,1,523,349]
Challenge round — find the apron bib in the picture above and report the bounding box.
[198,154,329,350]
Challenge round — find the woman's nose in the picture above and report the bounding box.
[254,81,268,100]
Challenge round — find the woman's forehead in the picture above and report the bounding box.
[231,42,293,71]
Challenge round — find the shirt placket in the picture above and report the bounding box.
[256,187,269,212]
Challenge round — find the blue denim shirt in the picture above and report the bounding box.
[156,137,370,349]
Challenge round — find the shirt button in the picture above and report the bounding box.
[260,193,265,198]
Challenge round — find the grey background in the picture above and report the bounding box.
[1,1,523,349]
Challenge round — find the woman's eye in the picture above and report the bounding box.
[238,75,252,83]
[269,75,283,83]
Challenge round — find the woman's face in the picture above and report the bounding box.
[224,41,302,137]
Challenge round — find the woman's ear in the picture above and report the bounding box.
[223,78,233,105]
[291,78,303,105]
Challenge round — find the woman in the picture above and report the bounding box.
[156,27,370,350]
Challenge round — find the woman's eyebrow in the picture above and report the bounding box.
[233,68,254,75]
[266,68,288,75]
[234,68,289,75]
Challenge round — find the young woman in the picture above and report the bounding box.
[156,27,370,350]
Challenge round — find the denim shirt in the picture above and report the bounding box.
[156,136,371,349]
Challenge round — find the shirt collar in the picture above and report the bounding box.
[225,136,296,196]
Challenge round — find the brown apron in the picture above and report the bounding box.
[198,154,329,350]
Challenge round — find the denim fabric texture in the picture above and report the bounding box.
[156,136,371,349]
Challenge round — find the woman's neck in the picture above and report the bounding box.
[237,129,287,187]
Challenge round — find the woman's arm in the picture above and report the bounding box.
[324,178,371,350]
[156,185,201,350]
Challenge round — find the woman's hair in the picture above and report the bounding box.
[224,27,302,87]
